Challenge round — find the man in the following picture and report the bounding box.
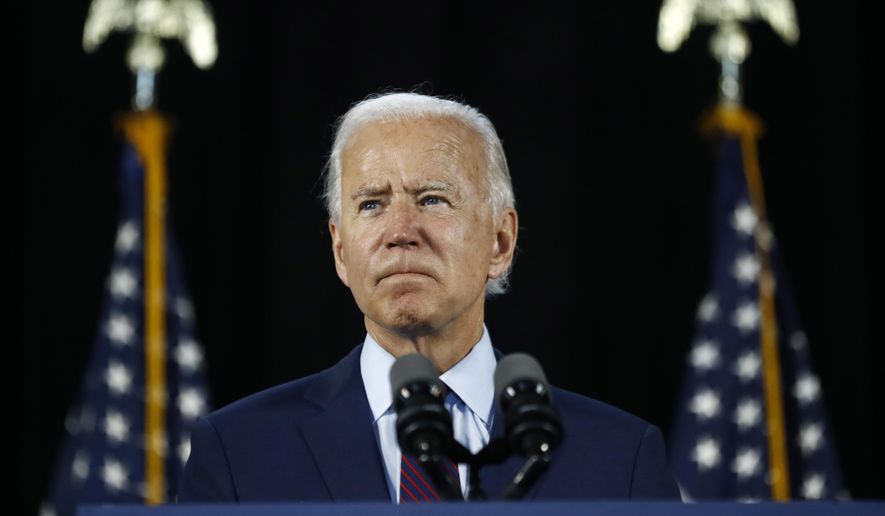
[178,92,680,502]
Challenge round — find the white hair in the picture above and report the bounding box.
[323,92,516,295]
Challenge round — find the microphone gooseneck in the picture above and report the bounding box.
[389,351,562,501]
[494,352,563,499]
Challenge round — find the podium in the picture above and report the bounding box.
[79,502,883,516]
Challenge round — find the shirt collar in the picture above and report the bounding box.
[359,325,496,426]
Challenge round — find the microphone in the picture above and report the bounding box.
[390,353,462,500]
[390,353,451,457]
[494,353,562,499]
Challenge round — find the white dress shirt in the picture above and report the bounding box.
[359,326,497,502]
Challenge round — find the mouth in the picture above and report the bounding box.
[376,266,435,285]
[383,272,430,280]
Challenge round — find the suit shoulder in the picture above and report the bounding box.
[551,386,653,436]
[205,345,362,430]
[205,374,319,431]
[547,387,680,499]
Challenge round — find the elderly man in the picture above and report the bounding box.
[178,93,680,502]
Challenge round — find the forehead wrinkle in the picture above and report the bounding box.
[405,179,456,196]
[350,183,391,200]
[429,145,486,204]
[342,118,487,203]
[420,138,468,177]
[343,141,395,201]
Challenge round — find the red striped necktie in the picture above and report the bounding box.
[399,452,461,503]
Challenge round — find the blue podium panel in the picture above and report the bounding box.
[78,502,883,516]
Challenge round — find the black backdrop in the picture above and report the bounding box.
[19,1,883,513]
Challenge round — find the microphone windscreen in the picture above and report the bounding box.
[390,353,440,395]
[494,353,549,402]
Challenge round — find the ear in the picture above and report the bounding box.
[488,208,518,279]
[329,220,350,287]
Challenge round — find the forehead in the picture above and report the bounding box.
[340,116,486,187]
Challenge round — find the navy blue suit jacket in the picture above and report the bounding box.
[178,345,680,502]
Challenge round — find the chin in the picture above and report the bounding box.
[389,313,435,336]
[381,300,438,337]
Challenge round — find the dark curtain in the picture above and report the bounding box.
[19,1,882,513]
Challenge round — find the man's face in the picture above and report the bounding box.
[329,116,515,337]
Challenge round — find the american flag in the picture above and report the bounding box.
[669,109,844,501]
[41,141,210,516]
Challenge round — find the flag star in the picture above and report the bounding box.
[689,388,721,420]
[732,447,762,480]
[178,388,207,419]
[101,458,129,491]
[105,361,133,395]
[175,297,194,322]
[691,437,721,471]
[690,340,721,371]
[106,313,135,346]
[115,221,140,254]
[71,450,90,481]
[732,203,757,237]
[732,301,760,334]
[799,422,823,456]
[697,294,719,322]
[178,436,191,463]
[108,267,138,299]
[175,339,203,371]
[802,473,826,499]
[732,253,760,285]
[103,411,130,444]
[734,351,761,382]
[795,373,821,405]
[734,398,762,431]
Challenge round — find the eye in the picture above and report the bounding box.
[420,195,445,207]
[359,200,380,211]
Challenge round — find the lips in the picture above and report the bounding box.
[376,264,435,284]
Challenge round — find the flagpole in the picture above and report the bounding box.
[82,0,217,504]
[116,110,169,503]
[658,0,800,501]
[126,26,172,508]
[732,110,791,501]
[704,105,791,500]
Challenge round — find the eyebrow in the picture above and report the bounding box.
[410,180,455,195]
[351,185,390,200]
[350,180,455,200]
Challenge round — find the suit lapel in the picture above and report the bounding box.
[299,346,390,501]
[298,345,548,501]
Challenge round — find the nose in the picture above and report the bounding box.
[385,199,420,249]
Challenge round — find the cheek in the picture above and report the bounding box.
[442,221,494,266]
[341,235,364,271]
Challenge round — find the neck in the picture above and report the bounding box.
[365,303,485,373]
